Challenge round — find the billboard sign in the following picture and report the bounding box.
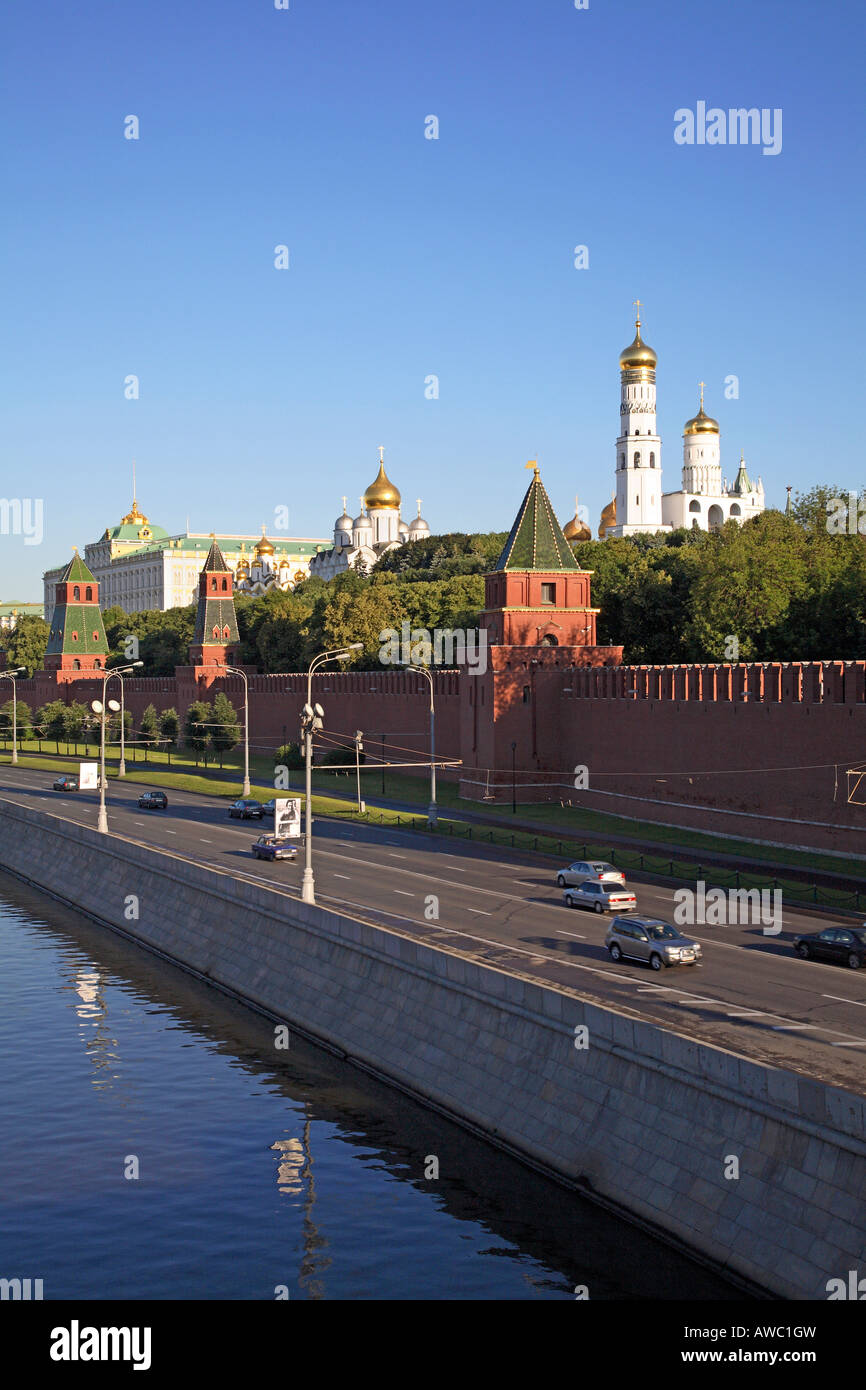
[79,762,99,790]
[274,797,301,838]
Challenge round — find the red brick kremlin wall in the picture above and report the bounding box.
[16,657,866,854]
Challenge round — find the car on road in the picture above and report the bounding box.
[564,880,637,914]
[53,775,78,791]
[228,799,264,819]
[251,834,297,861]
[137,791,168,810]
[261,799,277,814]
[556,859,626,888]
[793,926,866,970]
[605,915,702,970]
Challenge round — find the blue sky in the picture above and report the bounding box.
[1,0,861,598]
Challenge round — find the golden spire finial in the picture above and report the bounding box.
[525,459,539,476]
[633,297,642,326]
[378,445,385,464]
[699,381,705,411]
[416,498,422,517]
[341,495,347,513]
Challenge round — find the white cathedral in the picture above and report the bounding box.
[308,447,431,580]
[605,305,764,537]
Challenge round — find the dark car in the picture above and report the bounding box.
[229,799,264,819]
[793,926,866,970]
[53,775,78,791]
[251,834,297,861]
[261,799,277,814]
[138,791,168,810]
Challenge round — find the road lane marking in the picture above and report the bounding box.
[466,907,491,916]
[199,838,213,843]
[771,1023,821,1031]
[387,853,406,859]
[393,890,414,897]
[831,1040,866,1048]
[823,993,866,1008]
[333,873,351,880]
[556,929,586,940]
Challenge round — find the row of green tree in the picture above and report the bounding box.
[5,488,864,672]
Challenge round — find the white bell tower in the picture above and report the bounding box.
[611,302,670,536]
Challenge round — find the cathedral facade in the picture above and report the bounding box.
[309,448,430,580]
[605,308,765,537]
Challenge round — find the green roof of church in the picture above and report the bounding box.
[495,469,581,571]
[732,455,753,494]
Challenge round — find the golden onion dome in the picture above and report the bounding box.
[236,556,250,573]
[598,496,617,539]
[563,510,591,543]
[683,408,720,436]
[619,315,657,371]
[255,531,275,556]
[684,385,719,436]
[363,453,401,510]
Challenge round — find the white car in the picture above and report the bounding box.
[563,880,637,914]
[556,859,626,888]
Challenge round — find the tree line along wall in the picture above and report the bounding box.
[10,660,866,852]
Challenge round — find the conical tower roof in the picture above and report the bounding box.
[495,466,581,571]
[732,452,753,495]
[58,551,97,584]
[201,538,230,572]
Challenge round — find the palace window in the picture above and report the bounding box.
[211,577,218,591]
[633,452,640,466]
[223,626,230,640]
[689,500,701,513]
[85,586,92,601]
[71,631,78,641]
[541,582,556,605]
[221,578,228,592]
[72,660,80,670]
[649,452,655,468]
[213,626,220,639]
[73,586,80,600]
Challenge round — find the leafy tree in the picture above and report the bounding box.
[210,691,240,765]
[63,701,90,752]
[184,700,212,762]
[139,703,159,758]
[274,741,303,770]
[1,615,49,676]
[0,697,32,746]
[36,700,67,753]
[158,707,179,747]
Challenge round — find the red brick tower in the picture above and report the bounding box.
[189,539,239,667]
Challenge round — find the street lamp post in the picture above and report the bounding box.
[409,665,437,827]
[511,741,517,815]
[93,662,142,831]
[0,668,27,765]
[301,644,363,905]
[354,729,364,813]
[225,666,250,798]
[91,695,121,833]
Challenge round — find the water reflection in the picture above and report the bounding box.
[0,873,742,1300]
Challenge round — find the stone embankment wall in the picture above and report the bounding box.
[0,795,863,1299]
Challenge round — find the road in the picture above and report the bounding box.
[2,764,866,1095]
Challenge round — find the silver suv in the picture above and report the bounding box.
[605,915,702,970]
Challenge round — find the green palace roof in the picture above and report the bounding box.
[495,468,581,571]
[105,521,169,541]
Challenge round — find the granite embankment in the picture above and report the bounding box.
[0,795,863,1299]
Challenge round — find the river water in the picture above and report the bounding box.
[0,873,739,1300]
